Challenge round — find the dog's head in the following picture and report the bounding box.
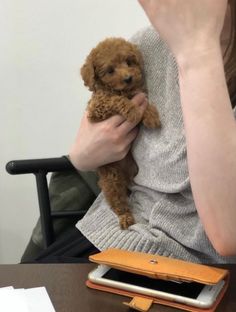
[81,38,144,93]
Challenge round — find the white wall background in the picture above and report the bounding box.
[0,0,150,263]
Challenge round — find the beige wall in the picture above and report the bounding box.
[0,0,149,263]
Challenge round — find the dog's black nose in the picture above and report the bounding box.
[124,76,133,84]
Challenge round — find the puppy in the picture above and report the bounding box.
[81,37,160,229]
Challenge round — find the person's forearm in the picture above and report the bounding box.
[177,46,236,256]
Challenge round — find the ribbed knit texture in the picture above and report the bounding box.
[77,27,236,264]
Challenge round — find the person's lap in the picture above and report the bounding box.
[27,227,99,263]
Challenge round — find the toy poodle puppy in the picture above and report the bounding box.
[81,37,160,229]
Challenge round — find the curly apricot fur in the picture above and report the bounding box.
[81,38,161,229]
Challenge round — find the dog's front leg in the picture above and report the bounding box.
[142,104,161,129]
[98,163,135,230]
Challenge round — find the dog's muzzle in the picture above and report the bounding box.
[123,76,133,84]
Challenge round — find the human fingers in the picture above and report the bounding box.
[96,93,147,132]
[132,92,148,107]
[138,0,228,60]
[125,127,139,145]
[121,128,140,157]
[109,130,138,162]
[118,93,148,133]
[107,114,126,127]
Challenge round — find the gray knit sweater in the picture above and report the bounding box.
[77,27,236,264]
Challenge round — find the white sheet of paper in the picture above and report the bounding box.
[0,286,14,291]
[0,286,55,312]
[23,287,56,312]
[0,288,30,312]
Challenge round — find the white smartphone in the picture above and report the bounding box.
[88,264,225,308]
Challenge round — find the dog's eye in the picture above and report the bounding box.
[106,66,114,75]
[126,58,134,66]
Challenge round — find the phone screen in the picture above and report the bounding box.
[103,268,205,299]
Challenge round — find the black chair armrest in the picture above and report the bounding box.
[6,156,76,248]
[6,156,73,175]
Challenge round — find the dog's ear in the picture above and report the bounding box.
[80,56,96,91]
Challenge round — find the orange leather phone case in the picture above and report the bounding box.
[87,248,229,312]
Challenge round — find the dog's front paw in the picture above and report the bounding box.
[119,212,135,230]
[142,104,161,129]
[124,105,142,124]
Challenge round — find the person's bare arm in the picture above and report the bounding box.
[138,0,236,255]
[178,47,236,256]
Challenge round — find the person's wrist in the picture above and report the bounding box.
[175,42,222,76]
[69,148,92,172]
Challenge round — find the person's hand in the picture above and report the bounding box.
[138,0,228,62]
[69,93,148,171]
